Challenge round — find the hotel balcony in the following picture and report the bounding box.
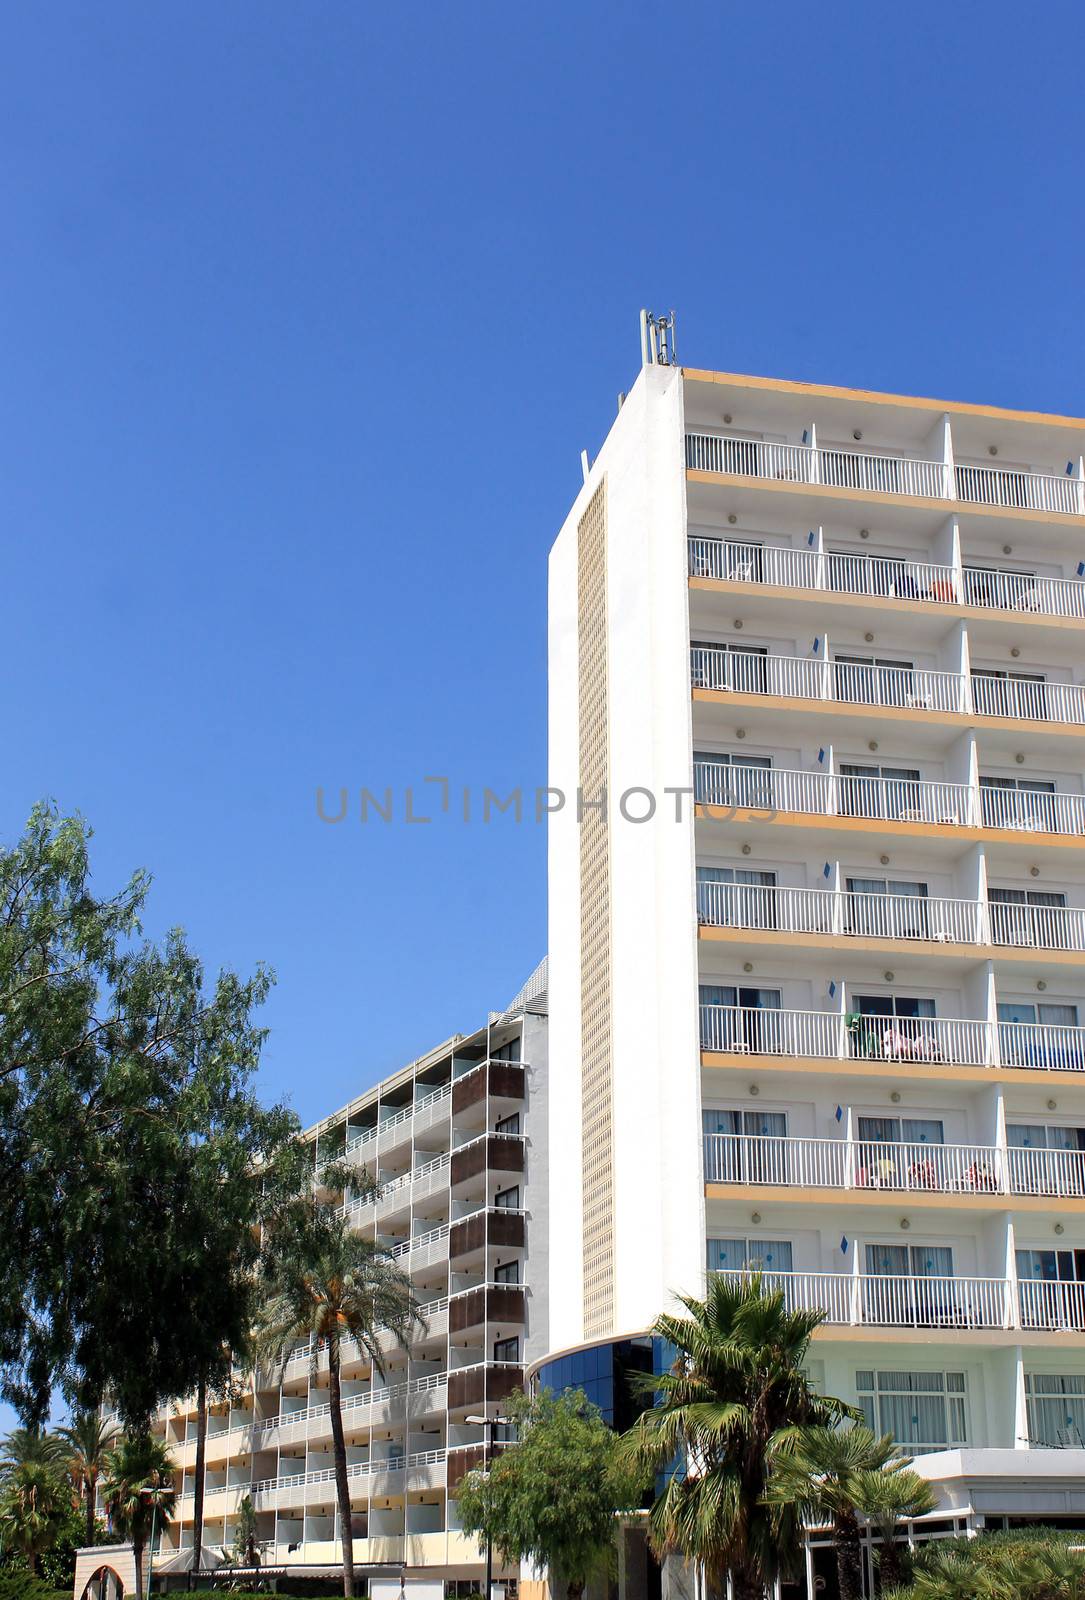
[702,1133,1085,1201]
[694,760,1085,839]
[690,645,1085,727]
[696,880,1085,954]
[688,537,1085,621]
[710,1269,1023,1331]
[698,1004,1085,1074]
[685,434,1085,517]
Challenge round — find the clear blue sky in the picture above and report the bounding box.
[3,0,1084,1142]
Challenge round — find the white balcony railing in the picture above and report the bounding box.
[971,673,1085,726]
[694,761,977,828]
[999,1020,1085,1072]
[690,646,1085,726]
[691,647,968,714]
[699,1003,845,1059]
[713,1268,1011,1329]
[687,538,1085,621]
[702,1133,1085,1197]
[1019,1279,1085,1330]
[697,880,988,946]
[988,900,1085,952]
[963,565,1085,619]
[699,1004,1085,1074]
[685,434,951,499]
[979,786,1085,837]
[684,432,1084,516]
[956,464,1085,517]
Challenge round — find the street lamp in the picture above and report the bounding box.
[139,1483,169,1600]
[464,1414,511,1600]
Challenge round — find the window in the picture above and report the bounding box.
[857,1117,945,1145]
[495,1112,520,1135]
[493,1336,520,1363]
[1015,1249,1085,1331]
[997,1001,1083,1069]
[827,550,912,598]
[494,1260,520,1285]
[693,750,773,807]
[832,653,916,708]
[838,763,922,820]
[690,641,768,693]
[491,1039,522,1062]
[863,1245,958,1325]
[697,867,776,929]
[706,1237,793,1274]
[703,1108,787,1183]
[849,994,938,1061]
[494,1186,520,1209]
[989,887,1067,949]
[1026,1374,1085,1448]
[972,667,1048,720]
[962,564,1037,609]
[979,775,1057,832]
[856,1370,967,1452]
[698,985,782,1052]
[845,877,929,939]
[1006,1123,1085,1196]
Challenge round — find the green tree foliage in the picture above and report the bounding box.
[102,1434,176,1600]
[856,1459,936,1591]
[765,1425,934,1600]
[885,1530,1085,1600]
[231,1493,259,1566]
[254,1187,424,1600]
[619,1275,855,1600]
[0,1462,71,1578]
[58,1413,118,1552]
[0,803,306,1426]
[457,1388,645,1600]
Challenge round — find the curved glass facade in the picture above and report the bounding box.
[534,1335,666,1431]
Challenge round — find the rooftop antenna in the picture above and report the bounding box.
[640,308,677,368]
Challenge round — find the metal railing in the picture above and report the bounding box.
[693,761,977,827]
[683,432,1084,516]
[971,673,1085,726]
[685,434,950,499]
[955,464,1084,516]
[691,647,968,714]
[698,1005,1085,1074]
[988,900,1085,952]
[701,1134,1055,1196]
[698,1003,843,1059]
[979,786,1085,837]
[688,539,1085,620]
[696,880,985,946]
[998,1020,1085,1073]
[712,1268,1010,1329]
[963,565,1085,618]
[1019,1279,1085,1331]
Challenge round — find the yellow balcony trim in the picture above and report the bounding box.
[692,805,1084,850]
[681,367,1085,431]
[691,686,1085,741]
[687,575,1085,631]
[698,1050,1085,1089]
[703,1181,1085,1214]
[698,924,1085,966]
[685,468,1084,527]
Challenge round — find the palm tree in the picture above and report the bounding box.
[232,1492,259,1566]
[0,1426,68,1474]
[765,1425,924,1600]
[102,1434,176,1600]
[0,1458,70,1575]
[857,1462,935,1591]
[59,1412,119,1549]
[619,1274,855,1600]
[255,1196,425,1599]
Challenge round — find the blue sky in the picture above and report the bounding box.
[3,2,1084,1150]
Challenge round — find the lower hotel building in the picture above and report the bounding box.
[146,964,549,1600]
[544,325,1085,1594]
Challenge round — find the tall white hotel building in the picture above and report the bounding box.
[544,326,1085,1563]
